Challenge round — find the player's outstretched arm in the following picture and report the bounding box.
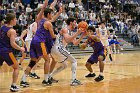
[50,6,62,22]
[36,0,48,23]
[50,0,57,10]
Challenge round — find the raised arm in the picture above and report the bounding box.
[50,0,57,10]
[50,6,62,22]
[36,0,48,23]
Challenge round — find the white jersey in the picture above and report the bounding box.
[99,27,108,40]
[25,22,35,41]
[51,34,70,63]
[98,27,109,46]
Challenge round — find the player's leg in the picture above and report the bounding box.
[67,55,82,86]
[4,52,20,92]
[85,54,96,77]
[94,55,105,82]
[41,43,52,86]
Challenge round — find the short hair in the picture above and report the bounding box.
[36,8,41,14]
[66,17,76,25]
[87,26,96,32]
[99,21,105,25]
[5,13,16,24]
[44,8,53,18]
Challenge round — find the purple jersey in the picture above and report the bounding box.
[32,19,52,43]
[87,37,104,53]
[87,37,106,64]
[0,25,12,53]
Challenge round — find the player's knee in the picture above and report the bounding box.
[85,62,91,67]
[28,60,36,69]
[98,56,104,62]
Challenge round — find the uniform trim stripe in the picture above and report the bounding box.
[9,52,17,65]
[41,42,48,55]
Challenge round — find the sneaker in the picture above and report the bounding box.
[94,75,104,82]
[42,80,52,86]
[85,73,96,77]
[109,54,113,61]
[49,77,59,83]
[20,81,29,87]
[71,79,82,86]
[10,85,20,92]
[29,73,40,79]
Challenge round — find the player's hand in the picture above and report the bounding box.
[79,43,86,50]
[20,47,25,52]
[82,31,87,36]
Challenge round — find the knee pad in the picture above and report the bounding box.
[28,60,36,69]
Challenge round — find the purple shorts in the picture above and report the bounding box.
[87,49,107,64]
[0,52,17,66]
[30,42,48,59]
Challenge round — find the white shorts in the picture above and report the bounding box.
[51,45,76,63]
[101,39,109,46]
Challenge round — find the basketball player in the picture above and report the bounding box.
[49,17,84,86]
[0,13,25,92]
[22,0,61,81]
[96,21,112,61]
[20,0,56,87]
[80,26,106,82]
[18,25,28,69]
[19,25,40,79]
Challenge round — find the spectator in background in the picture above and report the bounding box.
[26,4,32,14]
[69,1,75,11]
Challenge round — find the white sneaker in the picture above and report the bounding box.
[71,79,82,86]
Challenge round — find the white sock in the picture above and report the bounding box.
[99,72,103,76]
[90,72,94,74]
[31,71,35,74]
[21,73,27,82]
[71,62,77,81]
[44,74,49,81]
[12,83,16,86]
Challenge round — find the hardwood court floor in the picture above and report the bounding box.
[0,51,140,93]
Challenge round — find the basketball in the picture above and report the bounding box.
[78,21,88,32]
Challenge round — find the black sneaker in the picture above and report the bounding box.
[94,75,104,82]
[109,54,113,61]
[49,77,59,83]
[85,73,96,77]
[42,80,52,86]
[10,85,20,92]
[29,73,40,79]
[20,81,29,87]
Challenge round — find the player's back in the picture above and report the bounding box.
[33,18,52,43]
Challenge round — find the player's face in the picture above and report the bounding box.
[72,20,77,29]
[86,30,93,37]
[100,23,105,28]
[11,18,17,26]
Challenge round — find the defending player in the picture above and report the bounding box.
[80,26,107,82]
